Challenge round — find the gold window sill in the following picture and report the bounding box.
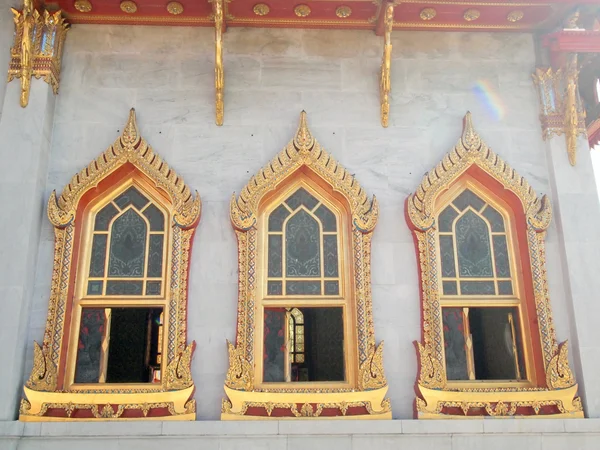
[221,385,391,420]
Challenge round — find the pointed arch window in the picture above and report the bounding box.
[437,185,526,383]
[223,112,390,420]
[406,113,582,419]
[73,183,168,385]
[20,110,201,422]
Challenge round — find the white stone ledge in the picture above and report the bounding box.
[1,419,600,438]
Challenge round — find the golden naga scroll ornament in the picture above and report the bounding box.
[8,0,69,107]
[532,59,587,166]
[224,111,389,419]
[380,3,393,127]
[20,109,200,422]
[407,112,582,419]
[213,0,224,126]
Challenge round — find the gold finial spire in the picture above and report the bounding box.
[461,111,481,151]
[293,110,315,153]
[121,108,140,147]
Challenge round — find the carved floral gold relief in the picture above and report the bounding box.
[19,109,201,422]
[406,112,582,419]
[223,111,390,420]
[8,0,69,108]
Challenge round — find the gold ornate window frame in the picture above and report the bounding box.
[19,109,201,421]
[406,112,583,419]
[222,111,391,420]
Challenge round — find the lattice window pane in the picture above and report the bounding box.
[108,209,147,278]
[285,187,319,211]
[456,211,493,278]
[114,186,149,210]
[143,204,165,231]
[286,210,321,278]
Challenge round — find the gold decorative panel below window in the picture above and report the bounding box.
[223,111,390,420]
[19,109,201,421]
[406,112,583,419]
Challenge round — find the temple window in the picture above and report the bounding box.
[262,186,346,384]
[223,111,390,420]
[407,112,582,418]
[72,184,167,385]
[19,109,201,421]
[437,185,527,384]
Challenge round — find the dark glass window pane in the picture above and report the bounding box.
[492,235,511,278]
[94,203,119,231]
[268,235,283,277]
[267,281,282,295]
[263,309,286,382]
[442,281,457,295]
[114,186,149,211]
[438,206,458,232]
[89,234,108,277]
[453,189,485,212]
[108,209,147,278]
[106,308,162,383]
[323,235,339,278]
[442,308,468,380]
[460,281,495,295]
[324,280,339,295]
[498,280,513,295]
[87,280,103,296]
[75,308,105,383]
[286,281,321,295]
[439,235,456,277]
[314,204,336,232]
[456,211,493,278]
[146,281,161,295]
[482,205,505,232]
[105,280,143,295]
[470,307,525,380]
[268,204,290,232]
[147,235,164,278]
[301,307,345,382]
[286,210,321,277]
[143,204,165,231]
[285,187,319,211]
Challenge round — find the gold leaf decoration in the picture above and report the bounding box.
[547,341,576,390]
[463,8,480,21]
[48,108,201,229]
[253,3,270,16]
[407,112,551,232]
[166,343,195,390]
[225,340,254,391]
[294,4,311,17]
[167,1,183,15]
[416,342,446,389]
[74,0,92,13]
[336,6,352,18]
[358,342,387,390]
[507,10,524,23]
[230,111,378,234]
[25,342,57,392]
[120,0,137,13]
[420,8,436,21]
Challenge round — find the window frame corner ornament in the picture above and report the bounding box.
[20,108,201,422]
[407,111,582,419]
[224,111,389,420]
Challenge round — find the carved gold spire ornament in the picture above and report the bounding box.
[223,111,390,420]
[407,112,582,418]
[380,3,393,127]
[213,0,224,126]
[8,0,68,108]
[532,59,586,166]
[19,109,201,421]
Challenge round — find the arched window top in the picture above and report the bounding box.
[224,111,389,420]
[406,112,582,419]
[21,109,201,422]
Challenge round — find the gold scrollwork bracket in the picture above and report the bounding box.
[25,342,57,392]
[380,2,394,127]
[166,342,196,390]
[532,56,587,166]
[358,342,388,390]
[211,0,224,126]
[547,341,576,390]
[225,340,254,391]
[8,0,69,108]
[416,342,446,390]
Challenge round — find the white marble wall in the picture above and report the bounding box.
[21,25,574,420]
